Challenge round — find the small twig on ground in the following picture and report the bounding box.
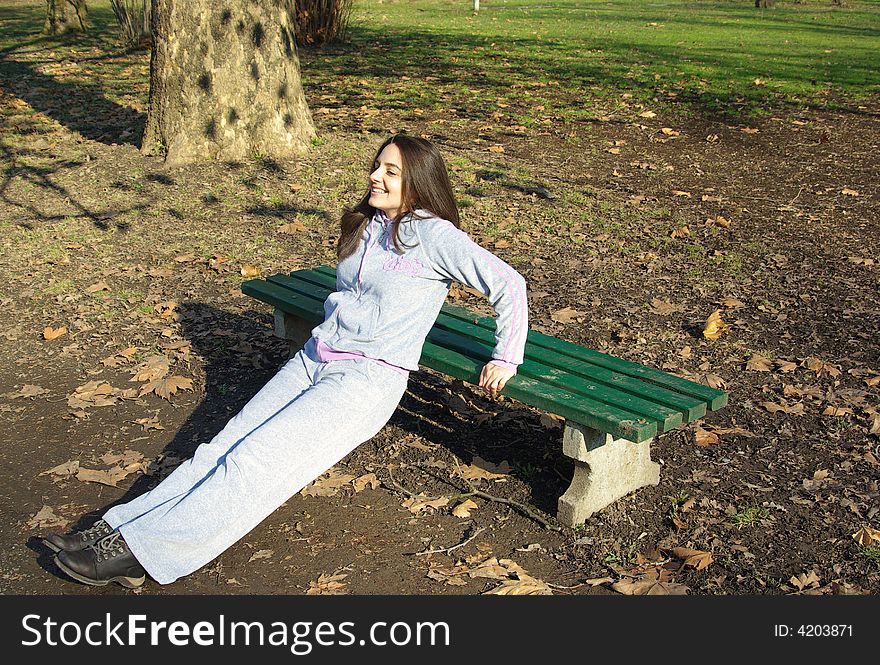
[415,527,487,556]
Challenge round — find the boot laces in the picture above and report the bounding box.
[89,531,127,560]
[79,519,111,543]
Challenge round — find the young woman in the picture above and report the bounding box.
[44,135,529,588]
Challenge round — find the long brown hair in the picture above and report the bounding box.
[337,135,461,260]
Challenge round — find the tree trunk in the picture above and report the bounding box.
[45,0,89,35]
[142,0,315,167]
[755,0,775,7]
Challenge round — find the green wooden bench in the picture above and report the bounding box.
[242,266,728,527]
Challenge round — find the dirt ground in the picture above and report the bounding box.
[1,30,879,597]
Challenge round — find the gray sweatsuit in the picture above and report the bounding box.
[103,209,528,584]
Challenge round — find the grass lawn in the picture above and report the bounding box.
[336,0,880,117]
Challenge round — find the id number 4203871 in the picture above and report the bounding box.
[774,625,853,637]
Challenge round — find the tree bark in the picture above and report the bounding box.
[755,0,775,7]
[142,0,315,166]
[45,0,89,35]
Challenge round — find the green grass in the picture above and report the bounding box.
[324,0,880,118]
[730,506,772,527]
[858,545,880,568]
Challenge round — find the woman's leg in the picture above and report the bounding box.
[110,359,407,584]
[103,348,317,528]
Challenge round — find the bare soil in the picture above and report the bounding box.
[1,34,879,598]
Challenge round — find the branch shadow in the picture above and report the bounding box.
[0,57,145,147]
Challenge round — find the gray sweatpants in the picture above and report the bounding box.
[102,344,409,584]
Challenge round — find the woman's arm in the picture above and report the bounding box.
[417,218,528,392]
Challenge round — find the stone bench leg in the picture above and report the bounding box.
[557,421,661,527]
[273,309,313,358]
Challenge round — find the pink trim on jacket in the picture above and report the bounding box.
[309,337,410,376]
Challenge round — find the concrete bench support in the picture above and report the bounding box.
[274,309,312,357]
[557,421,661,527]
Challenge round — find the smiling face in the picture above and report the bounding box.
[368,143,404,219]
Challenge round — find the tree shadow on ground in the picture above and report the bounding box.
[31,300,564,579]
[0,57,145,147]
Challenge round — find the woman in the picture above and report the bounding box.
[44,135,529,588]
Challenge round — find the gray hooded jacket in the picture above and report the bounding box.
[311,210,528,372]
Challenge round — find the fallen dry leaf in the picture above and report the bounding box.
[695,427,720,447]
[851,526,880,546]
[651,298,685,316]
[40,460,80,479]
[3,384,49,399]
[138,375,193,401]
[307,571,349,595]
[402,494,450,514]
[135,416,164,431]
[353,473,379,492]
[131,355,171,382]
[840,188,859,197]
[789,571,821,591]
[240,264,261,277]
[540,413,564,429]
[720,297,745,309]
[484,578,553,595]
[43,326,68,340]
[67,381,121,409]
[671,225,690,239]
[85,280,110,294]
[822,405,853,417]
[452,499,479,518]
[247,549,273,562]
[279,221,306,234]
[803,357,841,378]
[703,373,726,390]
[776,360,798,373]
[702,309,726,339]
[638,110,657,118]
[551,307,586,324]
[76,466,131,487]
[458,456,511,481]
[612,577,689,595]
[746,355,774,371]
[301,469,357,497]
[488,145,505,153]
[28,505,69,530]
[671,547,714,570]
[762,401,806,415]
[707,215,731,228]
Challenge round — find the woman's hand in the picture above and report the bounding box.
[479,362,515,397]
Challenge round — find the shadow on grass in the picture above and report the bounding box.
[0,57,146,147]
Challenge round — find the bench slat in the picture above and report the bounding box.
[430,317,702,428]
[419,340,657,443]
[425,326,675,433]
